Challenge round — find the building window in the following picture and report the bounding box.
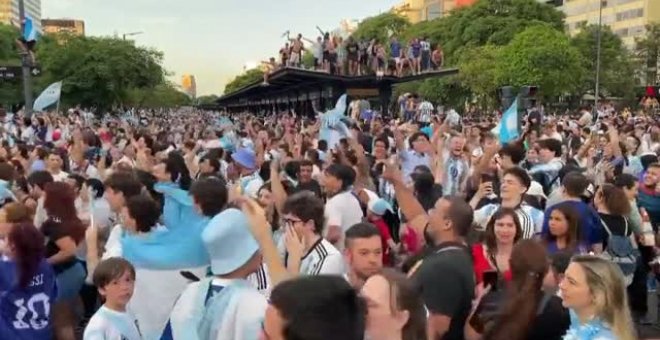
[629,25,646,36]
[615,27,629,37]
[616,8,644,21]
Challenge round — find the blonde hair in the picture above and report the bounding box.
[571,255,636,340]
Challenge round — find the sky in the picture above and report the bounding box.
[42,0,400,96]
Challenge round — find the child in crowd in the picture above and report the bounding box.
[84,257,142,340]
[367,198,399,266]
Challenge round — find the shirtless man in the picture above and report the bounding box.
[289,34,304,68]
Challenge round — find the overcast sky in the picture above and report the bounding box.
[42,0,399,95]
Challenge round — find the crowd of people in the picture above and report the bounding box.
[0,98,657,340]
[268,32,444,79]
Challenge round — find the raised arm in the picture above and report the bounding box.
[382,162,428,238]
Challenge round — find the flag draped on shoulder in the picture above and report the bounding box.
[33,81,62,112]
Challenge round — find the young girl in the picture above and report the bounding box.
[366,198,399,267]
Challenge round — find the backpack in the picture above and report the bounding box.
[600,218,638,286]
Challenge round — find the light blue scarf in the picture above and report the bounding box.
[563,309,616,340]
[121,183,210,269]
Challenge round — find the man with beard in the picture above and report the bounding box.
[343,223,383,289]
[382,163,474,340]
[638,162,660,229]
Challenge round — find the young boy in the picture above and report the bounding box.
[84,257,142,340]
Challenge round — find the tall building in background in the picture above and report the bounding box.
[182,74,197,98]
[0,0,41,32]
[42,19,85,36]
[560,0,660,48]
[393,0,424,23]
[392,0,476,23]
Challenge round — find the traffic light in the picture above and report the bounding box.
[519,85,539,110]
[497,86,515,110]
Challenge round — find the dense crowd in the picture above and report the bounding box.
[0,97,658,340]
[266,33,444,79]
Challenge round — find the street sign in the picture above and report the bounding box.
[0,65,42,80]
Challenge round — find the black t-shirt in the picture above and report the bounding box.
[599,213,630,249]
[347,42,358,55]
[412,242,475,340]
[479,293,569,340]
[295,180,323,198]
[526,295,570,340]
[41,218,81,274]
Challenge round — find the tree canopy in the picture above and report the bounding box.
[572,24,636,99]
[635,23,660,86]
[498,25,585,99]
[0,24,184,110]
[351,13,410,44]
[36,34,165,109]
[223,68,263,95]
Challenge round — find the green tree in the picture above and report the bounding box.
[402,0,564,65]
[351,12,410,43]
[223,68,264,95]
[0,24,22,107]
[635,23,660,85]
[457,44,504,102]
[572,24,637,98]
[302,51,315,70]
[36,34,165,109]
[197,94,219,105]
[126,82,191,108]
[498,25,586,99]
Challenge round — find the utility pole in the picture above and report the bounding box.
[594,0,603,117]
[18,0,33,118]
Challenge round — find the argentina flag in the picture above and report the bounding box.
[497,98,519,144]
[23,17,37,42]
[33,81,62,112]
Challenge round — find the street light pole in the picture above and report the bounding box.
[594,0,603,116]
[18,0,33,118]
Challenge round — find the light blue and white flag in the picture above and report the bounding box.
[33,81,62,112]
[492,97,519,144]
[23,17,37,42]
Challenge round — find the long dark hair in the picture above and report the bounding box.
[8,222,45,288]
[484,240,549,340]
[165,152,192,191]
[543,203,581,252]
[43,182,85,243]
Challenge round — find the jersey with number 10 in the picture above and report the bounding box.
[0,258,57,340]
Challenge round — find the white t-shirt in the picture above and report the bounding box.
[324,191,363,251]
[83,306,142,340]
[50,170,70,182]
[300,238,345,275]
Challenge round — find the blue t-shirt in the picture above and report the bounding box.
[411,42,421,57]
[390,42,401,58]
[542,201,604,246]
[0,259,57,340]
